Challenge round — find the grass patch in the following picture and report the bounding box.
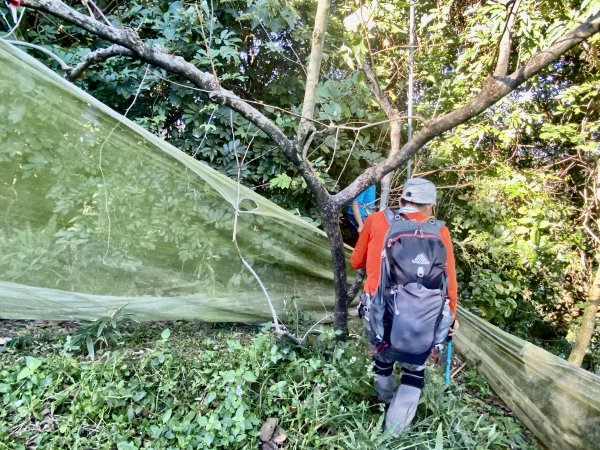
[0,320,539,449]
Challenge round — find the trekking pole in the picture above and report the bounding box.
[445,335,452,387]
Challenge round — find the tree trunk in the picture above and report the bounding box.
[320,205,349,338]
[379,113,402,210]
[297,0,330,158]
[568,264,600,366]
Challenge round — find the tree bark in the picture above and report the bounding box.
[494,0,522,77]
[297,0,330,159]
[362,61,402,209]
[67,44,133,81]
[320,204,350,338]
[335,10,600,210]
[22,0,600,214]
[379,116,401,209]
[568,264,600,366]
[21,0,304,168]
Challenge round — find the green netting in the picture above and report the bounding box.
[456,307,600,450]
[0,40,341,322]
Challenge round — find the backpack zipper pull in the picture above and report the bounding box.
[393,291,400,315]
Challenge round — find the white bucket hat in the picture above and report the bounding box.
[401,177,437,205]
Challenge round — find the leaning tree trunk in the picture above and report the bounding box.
[568,264,600,366]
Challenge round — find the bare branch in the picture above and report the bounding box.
[583,188,600,245]
[494,0,522,77]
[362,60,403,209]
[316,115,421,135]
[17,0,600,336]
[333,130,361,188]
[148,68,423,143]
[6,39,132,83]
[22,1,318,174]
[98,64,150,260]
[5,39,70,72]
[1,7,25,38]
[362,60,395,116]
[193,3,219,82]
[87,0,113,28]
[229,112,282,334]
[67,44,133,80]
[229,113,333,344]
[347,268,365,305]
[568,263,600,366]
[259,22,306,74]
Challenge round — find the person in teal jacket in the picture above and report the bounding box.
[347,184,377,235]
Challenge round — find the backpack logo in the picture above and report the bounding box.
[411,253,430,265]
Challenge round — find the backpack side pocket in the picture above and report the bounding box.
[362,291,386,344]
[433,300,453,346]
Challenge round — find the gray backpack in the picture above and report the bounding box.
[362,210,453,365]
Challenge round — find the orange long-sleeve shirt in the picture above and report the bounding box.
[350,210,458,316]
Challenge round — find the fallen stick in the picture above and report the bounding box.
[451,362,468,379]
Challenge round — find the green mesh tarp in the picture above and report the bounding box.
[456,307,600,450]
[0,40,340,322]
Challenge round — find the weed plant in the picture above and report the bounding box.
[65,306,139,358]
[0,321,539,449]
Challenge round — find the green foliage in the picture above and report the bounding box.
[339,364,537,449]
[5,334,33,351]
[446,169,580,325]
[460,367,494,399]
[0,43,338,326]
[0,322,537,449]
[65,306,139,358]
[0,0,316,214]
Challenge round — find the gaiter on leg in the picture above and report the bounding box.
[373,358,395,405]
[385,367,425,434]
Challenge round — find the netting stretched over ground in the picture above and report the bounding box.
[2,40,600,450]
[456,307,600,450]
[0,40,341,322]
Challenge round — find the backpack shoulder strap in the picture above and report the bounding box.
[384,209,411,226]
[379,209,400,296]
[421,217,446,235]
[423,217,449,295]
[383,209,395,225]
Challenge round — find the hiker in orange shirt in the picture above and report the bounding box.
[350,177,459,434]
